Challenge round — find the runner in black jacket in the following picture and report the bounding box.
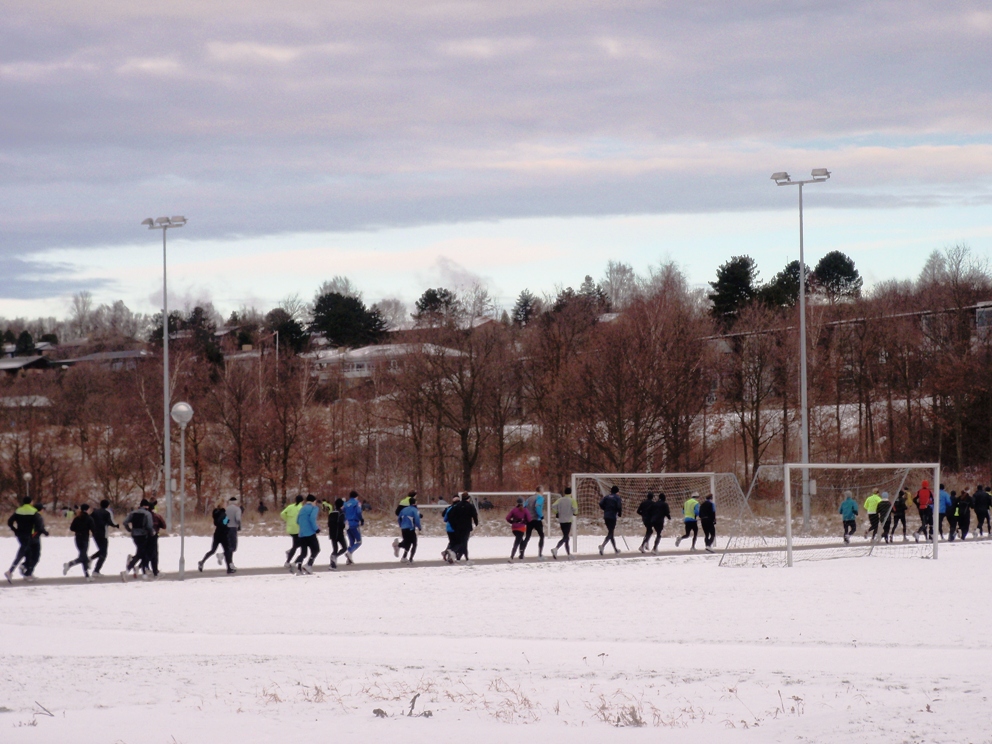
[636,492,656,553]
[974,485,991,536]
[699,494,717,552]
[64,504,96,579]
[598,487,623,555]
[5,496,48,582]
[89,499,119,575]
[327,498,347,569]
[650,494,671,553]
[447,493,480,561]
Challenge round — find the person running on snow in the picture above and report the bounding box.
[521,487,547,560]
[342,491,364,564]
[649,494,672,553]
[395,490,415,516]
[5,496,47,583]
[863,489,882,540]
[446,493,479,562]
[636,492,656,553]
[955,489,973,541]
[293,494,321,574]
[699,494,717,552]
[913,480,934,541]
[63,503,96,580]
[89,499,119,576]
[197,502,234,575]
[441,498,457,562]
[598,486,623,555]
[675,492,701,550]
[551,487,578,559]
[146,499,167,577]
[974,485,991,537]
[506,497,530,561]
[839,491,858,543]
[122,500,155,581]
[877,492,894,543]
[280,494,304,566]
[394,495,422,562]
[224,497,242,564]
[327,498,348,569]
[938,484,952,539]
[892,490,909,541]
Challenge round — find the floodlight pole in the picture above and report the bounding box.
[142,216,187,531]
[772,171,830,531]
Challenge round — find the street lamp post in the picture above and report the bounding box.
[142,216,187,531]
[771,169,830,531]
[170,401,194,579]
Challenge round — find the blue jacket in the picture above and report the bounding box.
[343,497,364,526]
[939,490,952,515]
[297,502,319,537]
[839,498,858,521]
[525,493,545,521]
[398,505,421,531]
[443,505,455,532]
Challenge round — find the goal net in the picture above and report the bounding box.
[720,462,941,567]
[570,473,748,552]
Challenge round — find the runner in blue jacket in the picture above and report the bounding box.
[293,495,320,574]
[342,491,364,564]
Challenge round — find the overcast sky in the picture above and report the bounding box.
[2,1,991,319]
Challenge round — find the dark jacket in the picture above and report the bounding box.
[447,500,479,533]
[123,507,154,537]
[650,499,671,527]
[698,500,716,521]
[70,514,95,541]
[956,494,973,519]
[150,511,167,536]
[893,495,907,516]
[91,507,119,540]
[974,488,991,512]
[876,499,893,521]
[327,510,346,541]
[8,504,47,540]
[636,498,655,526]
[211,507,229,535]
[599,494,623,520]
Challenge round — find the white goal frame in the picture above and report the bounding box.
[782,462,941,567]
[570,472,726,553]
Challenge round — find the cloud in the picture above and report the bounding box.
[0,254,113,300]
[0,0,990,302]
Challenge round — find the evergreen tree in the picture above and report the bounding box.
[311,292,386,347]
[813,250,862,302]
[512,289,538,326]
[759,260,810,309]
[14,330,35,356]
[265,308,309,354]
[709,255,759,323]
[412,287,459,326]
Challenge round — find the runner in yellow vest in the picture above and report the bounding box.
[675,493,700,550]
[280,495,304,567]
[863,490,882,540]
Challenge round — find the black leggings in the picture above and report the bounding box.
[202,532,231,567]
[701,518,715,547]
[891,513,907,536]
[90,536,109,573]
[511,531,526,558]
[602,518,618,551]
[286,535,301,562]
[330,535,347,558]
[682,521,698,545]
[67,537,90,574]
[399,528,418,559]
[976,509,991,534]
[523,520,545,556]
[652,522,667,549]
[127,536,149,572]
[843,519,857,537]
[555,522,572,554]
[298,534,320,565]
[451,530,471,560]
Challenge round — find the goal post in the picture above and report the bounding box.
[570,472,746,553]
[722,462,941,567]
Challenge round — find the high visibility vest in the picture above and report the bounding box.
[683,499,699,520]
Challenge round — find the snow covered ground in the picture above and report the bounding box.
[2,533,990,743]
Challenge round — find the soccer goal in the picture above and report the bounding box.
[720,462,941,567]
[570,472,748,553]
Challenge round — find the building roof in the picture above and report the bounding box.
[0,357,50,371]
[0,395,52,408]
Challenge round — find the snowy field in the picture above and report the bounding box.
[2,533,991,743]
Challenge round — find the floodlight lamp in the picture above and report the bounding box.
[155,217,171,225]
[170,216,187,225]
[23,472,32,482]
[141,218,154,227]
[171,401,194,426]
[811,168,831,179]
[771,172,791,183]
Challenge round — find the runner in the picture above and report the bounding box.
[974,485,991,536]
[293,494,320,574]
[395,495,422,563]
[280,494,304,566]
[699,494,717,552]
[891,490,908,541]
[598,486,623,555]
[839,490,858,543]
[225,497,242,564]
[938,483,952,538]
[342,490,364,564]
[675,492,700,551]
[877,492,893,543]
[147,499,167,577]
[551,487,578,559]
[863,489,882,540]
[197,502,234,575]
[636,492,656,553]
[956,489,973,541]
[5,496,47,583]
[506,497,530,561]
[913,480,934,542]
[121,500,154,581]
[63,503,96,580]
[446,493,479,562]
[650,494,671,553]
[521,486,546,560]
[89,499,119,576]
[327,498,348,569]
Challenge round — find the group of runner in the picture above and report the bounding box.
[840,480,992,544]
